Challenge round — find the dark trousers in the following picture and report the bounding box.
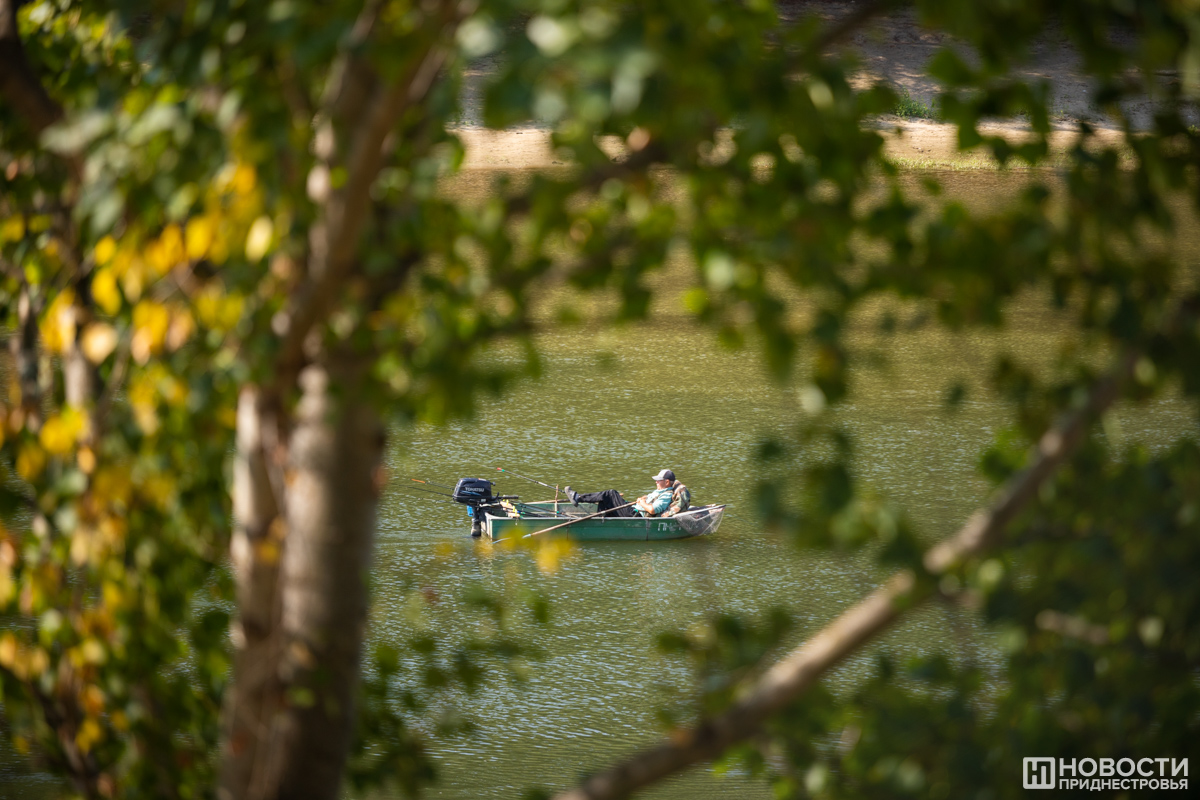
[574,489,636,517]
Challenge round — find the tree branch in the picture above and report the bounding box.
[552,348,1139,800]
[319,0,384,129]
[0,0,64,135]
[271,0,477,393]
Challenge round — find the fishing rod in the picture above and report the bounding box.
[407,477,456,490]
[492,467,561,493]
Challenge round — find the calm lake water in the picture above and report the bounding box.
[372,169,1198,799]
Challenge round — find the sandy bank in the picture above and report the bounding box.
[456,122,1126,172]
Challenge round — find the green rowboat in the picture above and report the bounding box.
[480,501,726,542]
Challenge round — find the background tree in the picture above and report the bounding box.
[1,1,1198,800]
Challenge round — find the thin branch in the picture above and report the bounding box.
[10,282,43,424]
[320,0,385,128]
[552,348,1139,800]
[275,55,315,126]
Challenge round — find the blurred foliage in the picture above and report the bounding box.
[700,438,1200,799]
[1,0,1199,798]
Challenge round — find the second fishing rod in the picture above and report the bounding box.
[490,466,567,498]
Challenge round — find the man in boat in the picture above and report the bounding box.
[565,469,685,518]
[664,476,691,517]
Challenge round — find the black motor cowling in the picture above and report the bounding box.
[453,478,494,505]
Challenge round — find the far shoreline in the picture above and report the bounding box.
[455,120,1131,172]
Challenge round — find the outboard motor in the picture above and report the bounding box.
[453,478,517,537]
[453,478,495,505]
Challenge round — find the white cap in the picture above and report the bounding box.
[652,469,675,481]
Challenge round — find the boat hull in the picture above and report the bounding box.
[483,503,725,542]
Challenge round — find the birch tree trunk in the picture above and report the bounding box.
[274,354,384,799]
[222,352,384,800]
[220,388,283,800]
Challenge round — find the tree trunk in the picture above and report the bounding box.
[220,387,284,800]
[221,354,383,800]
[274,354,384,799]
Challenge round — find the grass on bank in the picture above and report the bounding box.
[892,89,941,121]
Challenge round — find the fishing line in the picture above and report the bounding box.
[407,477,456,490]
[399,485,457,500]
[492,466,561,492]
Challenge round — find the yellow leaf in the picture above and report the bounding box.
[219,293,245,330]
[92,467,134,508]
[0,633,15,668]
[185,216,215,260]
[39,290,77,354]
[120,259,147,302]
[92,267,122,315]
[144,225,185,277]
[76,717,103,754]
[245,215,273,261]
[131,300,171,363]
[110,247,133,277]
[161,375,188,407]
[40,410,85,456]
[535,538,578,574]
[81,322,119,364]
[144,239,170,277]
[195,287,221,328]
[27,646,48,677]
[159,224,184,269]
[94,235,117,265]
[70,526,96,567]
[208,231,230,265]
[0,216,25,243]
[82,684,105,715]
[16,443,46,480]
[99,515,125,547]
[197,287,244,332]
[232,163,257,195]
[102,581,123,610]
[77,446,96,474]
[128,371,161,435]
[81,639,106,665]
[166,308,194,351]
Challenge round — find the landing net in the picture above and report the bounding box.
[672,505,725,536]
